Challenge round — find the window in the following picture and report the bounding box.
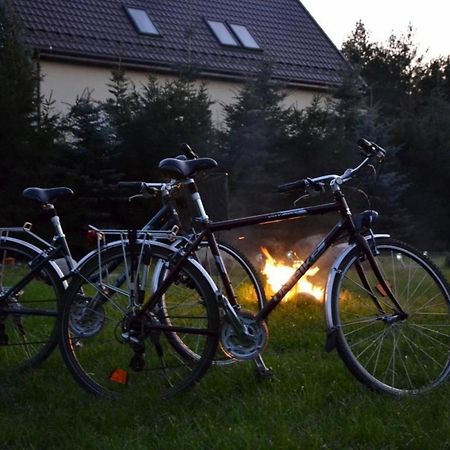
[229,24,260,49]
[206,19,261,50]
[206,20,239,46]
[126,7,159,36]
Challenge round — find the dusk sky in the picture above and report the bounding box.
[300,0,449,61]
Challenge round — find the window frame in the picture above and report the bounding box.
[125,7,160,36]
[228,23,261,49]
[206,19,240,47]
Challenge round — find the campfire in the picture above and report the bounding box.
[260,247,324,301]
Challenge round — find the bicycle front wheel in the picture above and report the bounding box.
[59,241,219,398]
[331,237,450,395]
[0,238,64,373]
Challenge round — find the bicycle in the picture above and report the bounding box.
[116,148,268,371]
[0,187,75,374]
[0,171,266,376]
[58,138,450,398]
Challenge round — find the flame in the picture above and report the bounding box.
[261,247,324,301]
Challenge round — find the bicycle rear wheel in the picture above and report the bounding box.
[331,237,450,395]
[59,240,219,398]
[0,238,64,373]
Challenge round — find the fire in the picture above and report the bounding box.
[260,247,324,301]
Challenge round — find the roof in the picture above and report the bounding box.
[11,0,349,88]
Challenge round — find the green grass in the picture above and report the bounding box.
[2,295,450,450]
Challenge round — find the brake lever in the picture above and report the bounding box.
[128,194,144,202]
[294,194,309,206]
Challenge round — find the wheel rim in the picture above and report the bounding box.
[335,244,450,394]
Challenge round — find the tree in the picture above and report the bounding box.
[218,67,291,215]
[57,91,121,243]
[105,74,213,182]
[0,0,39,222]
[342,21,422,119]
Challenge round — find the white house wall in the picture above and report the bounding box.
[40,60,319,124]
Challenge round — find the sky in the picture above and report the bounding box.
[300,0,450,61]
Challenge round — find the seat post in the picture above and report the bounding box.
[184,178,209,222]
[43,203,74,270]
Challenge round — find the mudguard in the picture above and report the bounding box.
[323,234,390,348]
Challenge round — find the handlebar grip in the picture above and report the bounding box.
[118,182,143,188]
[180,143,199,160]
[357,138,387,159]
[278,178,308,193]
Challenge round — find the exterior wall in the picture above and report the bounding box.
[39,60,320,123]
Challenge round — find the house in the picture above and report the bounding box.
[10,0,349,123]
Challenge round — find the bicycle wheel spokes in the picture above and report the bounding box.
[61,244,218,398]
[0,245,60,372]
[334,239,450,395]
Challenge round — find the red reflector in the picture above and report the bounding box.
[86,229,97,246]
[110,368,128,384]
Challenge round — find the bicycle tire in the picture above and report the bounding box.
[155,240,266,365]
[331,237,450,395]
[0,238,64,373]
[59,240,219,398]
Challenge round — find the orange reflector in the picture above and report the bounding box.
[110,368,128,384]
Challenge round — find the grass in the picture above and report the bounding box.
[2,252,450,450]
[2,293,450,450]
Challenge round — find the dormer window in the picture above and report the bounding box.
[126,7,159,36]
[206,20,239,46]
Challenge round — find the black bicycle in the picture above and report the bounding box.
[59,139,450,398]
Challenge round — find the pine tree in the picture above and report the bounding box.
[58,91,121,237]
[219,66,291,215]
[0,1,39,222]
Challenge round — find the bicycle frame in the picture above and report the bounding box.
[140,178,406,329]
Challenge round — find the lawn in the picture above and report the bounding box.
[2,292,450,450]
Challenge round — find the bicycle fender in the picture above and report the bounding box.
[0,236,68,288]
[74,238,219,297]
[323,234,390,348]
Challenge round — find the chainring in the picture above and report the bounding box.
[69,294,106,338]
[220,309,268,360]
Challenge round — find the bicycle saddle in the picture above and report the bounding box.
[22,187,74,204]
[158,157,217,179]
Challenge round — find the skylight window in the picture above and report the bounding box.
[229,24,260,49]
[126,8,159,36]
[206,20,239,46]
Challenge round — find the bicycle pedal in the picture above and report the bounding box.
[256,366,274,379]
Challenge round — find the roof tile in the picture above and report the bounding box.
[11,0,348,86]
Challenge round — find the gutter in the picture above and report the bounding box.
[36,49,339,93]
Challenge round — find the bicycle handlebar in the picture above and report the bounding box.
[277,139,386,194]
